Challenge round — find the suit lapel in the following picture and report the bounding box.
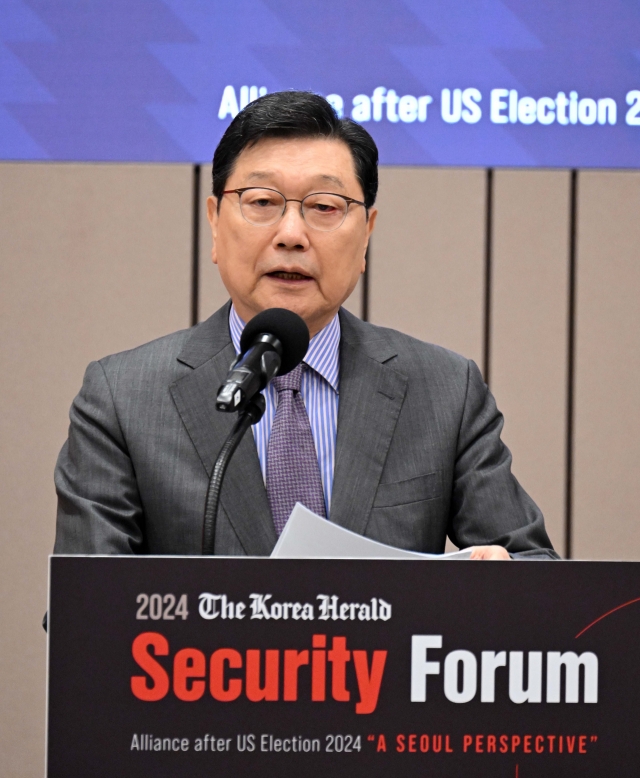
[330,311,408,535]
[169,306,276,555]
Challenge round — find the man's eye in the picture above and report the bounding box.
[247,197,277,208]
[312,202,338,213]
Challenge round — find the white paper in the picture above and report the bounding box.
[271,503,472,560]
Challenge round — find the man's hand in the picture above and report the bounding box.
[468,545,510,560]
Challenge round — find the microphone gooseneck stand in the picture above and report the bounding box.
[201,307,309,555]
[201,394,266,555]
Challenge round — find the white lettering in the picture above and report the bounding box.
[444,650,477,703]
[411,634,442,702]
[509,651,542,703]
[326,93,344,118]
[198,593,220,619]
[461,88,482,123]
[412,639,599,705]
[378,599,392,620]
[352,94,371,122]
[547,651,598,703]
[270,601,282,620]
[509,89,518,122]
[249,593,272,619]
[441,88,462,123]
[371,87,387,121]
[480,650,506,702]
[569,91,579,124]
[218,85,239,120]
[537,96,556,125]
[386,89,399,122]
[358,603,371,621]
[597,97,617,125]
[490,88,509,123]
[418,95,433,122]
[518,96,537,125]
[398,94,418,122]
[578,97,597,125]
[626,90,640,125]
[317,595,389,620]
[556,91,569,125]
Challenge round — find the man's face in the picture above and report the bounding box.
[207,136,377,336]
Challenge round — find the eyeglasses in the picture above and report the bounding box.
[222,187,367,232]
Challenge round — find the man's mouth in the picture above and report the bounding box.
[267,271,313,281]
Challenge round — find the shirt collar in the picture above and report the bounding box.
[229,304,340,392]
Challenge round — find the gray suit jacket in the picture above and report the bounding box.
[54,304,557,558]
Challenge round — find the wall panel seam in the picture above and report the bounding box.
[191,165,201,327]
[565,169,578,559]
[483,167,493,384]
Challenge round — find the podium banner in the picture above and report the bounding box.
[47,556,640,776]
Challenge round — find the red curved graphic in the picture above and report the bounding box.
[575,596,640,639]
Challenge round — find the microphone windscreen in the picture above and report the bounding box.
[240,308,310,375]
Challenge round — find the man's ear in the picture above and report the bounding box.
[361,207,378,272]
[206,196,219,265]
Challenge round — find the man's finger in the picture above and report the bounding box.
[468,545,510,560]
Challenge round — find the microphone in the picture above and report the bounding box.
[203,308,309,553]
[216,308,310,412]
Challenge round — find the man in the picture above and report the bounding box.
[54,91,557,560]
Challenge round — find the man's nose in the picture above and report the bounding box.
[273,200,309,249]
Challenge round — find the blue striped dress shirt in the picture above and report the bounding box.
[229,305,340,516]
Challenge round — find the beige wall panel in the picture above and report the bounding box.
[197,165,362,322]
[0,161,192,777]
[369,167,486,367]
[198,164,230,321]
[490,169,570,555]
[573,171,640,560]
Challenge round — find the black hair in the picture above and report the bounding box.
[212,91,378,209]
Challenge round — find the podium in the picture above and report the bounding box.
[47,555,640,776]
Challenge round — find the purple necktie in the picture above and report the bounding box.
[266,363,327,534]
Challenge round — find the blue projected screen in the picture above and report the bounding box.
[2,0,640,167]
